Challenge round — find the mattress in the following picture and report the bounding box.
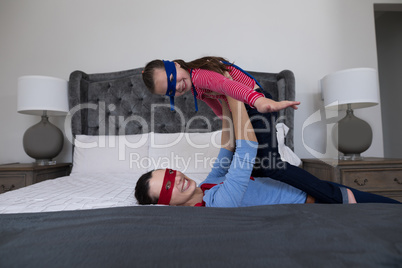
[0,173,208,214]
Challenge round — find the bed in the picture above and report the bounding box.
[1,67,401,267]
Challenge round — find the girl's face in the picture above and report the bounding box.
[153,62,192,97]
[148,169,198,206]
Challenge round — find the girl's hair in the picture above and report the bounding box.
[142,56,232,93]
[135,170,158,205]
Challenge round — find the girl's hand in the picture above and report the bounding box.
[223,71,233,80]
[254,97,300,113]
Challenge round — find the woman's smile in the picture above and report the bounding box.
[181,178,190,192]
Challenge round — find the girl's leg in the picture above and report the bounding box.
[246,89,344,203]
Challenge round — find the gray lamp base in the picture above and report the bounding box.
[332,105,373,160]
[339,154,364,161]
[23,113,64,165]
[35,159,57,166]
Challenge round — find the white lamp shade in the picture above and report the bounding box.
[321,68,380,110]
[17,75,69,116]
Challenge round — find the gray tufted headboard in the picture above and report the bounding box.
[68,67,295,150]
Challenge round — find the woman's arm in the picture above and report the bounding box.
[202,99,234,182]
[202,96,254,184]
[203,97,259,207]
[220,99,235,152]
[226,96,257,143]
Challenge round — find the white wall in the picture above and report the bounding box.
[1,0,401,164]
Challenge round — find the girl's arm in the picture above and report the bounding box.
[193,69,263,107]
[194,69,300,113]
[254,97,300,113]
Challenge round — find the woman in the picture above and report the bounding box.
[135,97,400,207]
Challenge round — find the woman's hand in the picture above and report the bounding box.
[254,97,300,113]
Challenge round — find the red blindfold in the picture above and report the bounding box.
[157,169,176,205]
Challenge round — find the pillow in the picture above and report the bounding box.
[72,134,149,174]
[148,131,222,174]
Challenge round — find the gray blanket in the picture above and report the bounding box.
[1,204,401,267]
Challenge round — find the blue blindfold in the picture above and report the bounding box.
[163,60,177,111]
[163,60,198,112]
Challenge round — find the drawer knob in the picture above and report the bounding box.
[1,184,15,192]
[395,178,402,185]
[354,178,368,186]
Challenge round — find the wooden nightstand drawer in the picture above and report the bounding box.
[0,163,72,194]
[341,168,402,192]
[302,157,402,202]
[34,169,70,184]
[0,174,27,193]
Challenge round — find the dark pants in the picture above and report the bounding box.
[246,89,401,204]
[244,89,400,204]
[328,182,400,203]
[246,89,344,203]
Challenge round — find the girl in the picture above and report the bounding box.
[142,57,345,203]
[142,56,299,116]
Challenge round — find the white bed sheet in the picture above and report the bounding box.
[0,172,208,214]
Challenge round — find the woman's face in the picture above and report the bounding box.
[148,169,198,206]
[153,62,192,97]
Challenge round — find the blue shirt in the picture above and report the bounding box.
[200,140,307,207]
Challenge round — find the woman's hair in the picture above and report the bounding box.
[135,170,158,205]
[142,56,232,93]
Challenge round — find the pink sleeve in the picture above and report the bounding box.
[193,69,264,108]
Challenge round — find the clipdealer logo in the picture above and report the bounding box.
[64,101,339,167]
[301,106,340,165]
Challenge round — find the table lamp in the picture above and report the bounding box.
[321,68,380,160]
[17,75,69,165]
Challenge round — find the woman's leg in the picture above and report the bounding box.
[246,89,344,203]
[328,182,401,204]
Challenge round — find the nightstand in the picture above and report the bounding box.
[302,158,402,202]
[0,163,72,194]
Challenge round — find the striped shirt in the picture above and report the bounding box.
[190,65,264,117]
